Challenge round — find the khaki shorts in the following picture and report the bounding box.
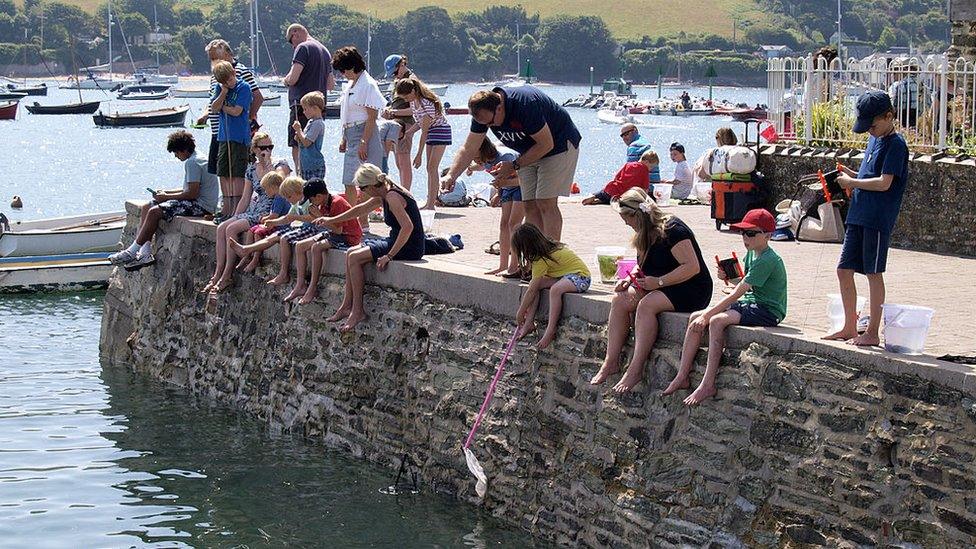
[519,142,579,200]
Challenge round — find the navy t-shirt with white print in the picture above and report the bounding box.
[470,85,581,158]
[846,132,909,234]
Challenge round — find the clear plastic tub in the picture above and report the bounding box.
[882,304,934,354]
[826,293,867,333]
[420,210,435,233]
[652,183,673,207]
[594,246,626,284]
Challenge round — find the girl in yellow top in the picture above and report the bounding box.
[512,223,591,349]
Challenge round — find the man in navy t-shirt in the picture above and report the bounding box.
[282,24,334,173]
[440,85,581,240]
[824,90,909,347]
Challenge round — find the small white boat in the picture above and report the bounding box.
[117,84,170,101]
[60,75,131,90]
[263,94,281,106]
[133,69,179,85]
[597,108,635,125]
[0,252,113,293]
[0,211,125,257]
[171,87,212,98]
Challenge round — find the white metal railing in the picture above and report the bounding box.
[767,54,976,152]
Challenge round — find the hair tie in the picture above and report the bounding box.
[638,201,653,214]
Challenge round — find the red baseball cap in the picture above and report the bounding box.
[730,209,775,233]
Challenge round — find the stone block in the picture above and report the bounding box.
[749,418,816,455]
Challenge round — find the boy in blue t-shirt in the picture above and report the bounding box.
[210,60,253,219]
[824,90,909,346]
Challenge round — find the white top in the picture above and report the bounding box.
[339,70,386,127]
[673,160,693,185]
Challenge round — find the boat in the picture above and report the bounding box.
[171,87,211,98]
[729,107,768,121]
[94,104,189,128]
[25,100,102,115]
[0,211,125,257]
[0,91,27,101]
[597,108,635,125]
[133,68,179,85]
[0,100,17,120]
[0,252,114,293]
[647,106,715,117]
[599,78,636,98]
[446,106,469,115]
[60,74,129,90]
[325,101,340,119]
[117,84,170,100]
[263,94,281,106]
[6,83,47,96]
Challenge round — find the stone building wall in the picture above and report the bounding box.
[759,146,976,257]
[100,206,976,546]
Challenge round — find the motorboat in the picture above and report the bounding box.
[93,104,189,128]
[133,68,179,85]
[0,211,125,257]
[263,94,281,106]
[597,108,635,125]
[0,90,27,101]
[6,83,47,96]
[117,84,170,100]
[0,100,17,120]
[0,252,114,293]
[25,100,101,115]
[171,87,212,98]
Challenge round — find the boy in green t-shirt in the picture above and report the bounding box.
[663,209,788,406]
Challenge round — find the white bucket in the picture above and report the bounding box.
[652,183,673,207]
[594,245,627,284]
[826,293,867,333]
[693,182,712,204]
[419,210,435,233]
[882,304,934,355]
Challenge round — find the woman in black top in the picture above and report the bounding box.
[316,163,424,333]
[591,188,713,393]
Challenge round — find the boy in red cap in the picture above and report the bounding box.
[824,90,909,346]
[664,208,788,405]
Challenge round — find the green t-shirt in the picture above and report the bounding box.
[739,246,788,322]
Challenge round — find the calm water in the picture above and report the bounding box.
[1,83,764,546]
[0,292,543,547]
[3,83,765,220]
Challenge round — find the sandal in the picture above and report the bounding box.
[500,270,522,279]
[485,241,501,255]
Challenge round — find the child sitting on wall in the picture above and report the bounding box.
[512,223,591,349]
[663,209,787,405]
[582,150,660,205]
[237,172,295,273]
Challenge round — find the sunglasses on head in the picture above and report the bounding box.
[741,229,763,237]
[256,144,274,151]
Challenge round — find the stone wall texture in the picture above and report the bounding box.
[759,146,976,257]
[100,209,976,547]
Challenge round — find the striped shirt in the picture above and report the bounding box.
[208,59,260,135]
[413,97,451,143]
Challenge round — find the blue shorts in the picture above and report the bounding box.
[500,186,522,203]
[562,273,591,293]
[730,302,780,327]
[838,224,890,274]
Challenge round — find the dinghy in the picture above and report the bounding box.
[93,105,189,128]
[0,211,125,257]
[0,252,114,293]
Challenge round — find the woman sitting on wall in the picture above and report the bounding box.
[590,188,713,393]
[315,163,425,333]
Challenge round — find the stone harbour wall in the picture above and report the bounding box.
[759,146,976,257]
[100,203,976,547]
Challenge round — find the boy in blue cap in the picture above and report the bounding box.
[823,90,909,346]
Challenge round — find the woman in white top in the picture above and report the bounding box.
[333,46,387,229]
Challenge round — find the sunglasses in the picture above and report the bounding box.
[741,229,763,237]
[620,129,635,138]
[256,144,274,151]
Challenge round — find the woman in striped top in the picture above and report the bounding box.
[396,77,452,210]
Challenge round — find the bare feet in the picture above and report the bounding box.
[327,308,350,322]
[199,278,217,293]
[283,284,306,302]
[210,277,233,294]
[339,311,367,333]
[228,238,246,256]
[242,258,259,273]
[822,329,858,341]
[848,333,880,346]
[684,383,717,406]
[235,253,251,269]
[537,330,556,349]
[297,287,318,305]
[612,366,644,393]
[590,362,620,385]
[485,266,505,275]
[662,376,690,396]
[266,273,289,286]
[516,321,537,341]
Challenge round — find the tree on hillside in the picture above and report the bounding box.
[0,0,14,17]
[397,7,467,74]
[175,24,211,73]
[115,0,176,31]
[535,16,616,81]
[174,6,205,29]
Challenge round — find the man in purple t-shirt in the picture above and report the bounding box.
[282,24,335,172]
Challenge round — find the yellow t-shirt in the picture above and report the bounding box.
[531,247,591,279]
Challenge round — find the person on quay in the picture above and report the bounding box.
[210,60,253,218]
[382,54,417,190]
[440,85,582,241]
[397,77,452,210]
[195,39,263,176]
[282,24,334,174]
[333,46,387,231]
[590,188,713,393]
[663,142,694,200]
[316,164,425,333]
[620,122,661,185]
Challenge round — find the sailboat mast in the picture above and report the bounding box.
[153,3,160,67]
[107,0,113,78]
[249,0,255,69]
[254,0,260,70]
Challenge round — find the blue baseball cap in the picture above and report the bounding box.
[384,54,403,79]
[853,90,893,133]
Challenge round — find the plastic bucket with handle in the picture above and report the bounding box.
[615,258,638,280]
[595,246,626,284]
[882,304,934,354]
[826,293,867,333]
[420,210,435,233]
[652,183,673,207]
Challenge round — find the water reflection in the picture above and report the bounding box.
[0,292,546,547]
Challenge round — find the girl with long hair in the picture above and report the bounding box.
[396,77,452,210]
